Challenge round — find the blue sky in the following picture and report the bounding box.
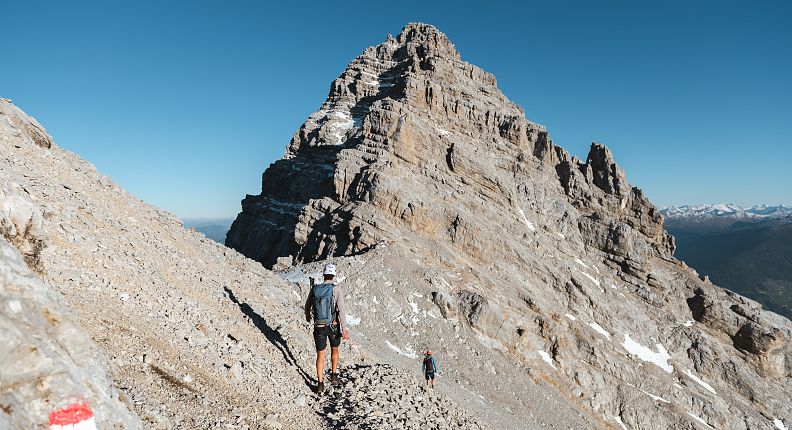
[3,1,790,217]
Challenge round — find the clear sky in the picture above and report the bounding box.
[3,1,790,218]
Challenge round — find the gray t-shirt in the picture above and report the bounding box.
[304,283,347,332]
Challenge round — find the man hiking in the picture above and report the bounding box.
[422,350,439,388]
[304,263,349,393]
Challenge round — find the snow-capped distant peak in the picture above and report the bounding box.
[661,204,792,220]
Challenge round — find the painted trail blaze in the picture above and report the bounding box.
[48,402,96,430]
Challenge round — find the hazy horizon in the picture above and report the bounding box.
[4,1,790,218]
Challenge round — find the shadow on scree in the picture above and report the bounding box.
[223,286,315,389]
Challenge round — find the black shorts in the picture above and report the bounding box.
[425,371,435,380]
[313,325,341,351]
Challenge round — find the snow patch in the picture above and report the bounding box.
[687,412,713,429]
[612,416,628,430]
[537,350,557,369]
[682,320,695,327]
[580,271,600,288]
[574,269,604,292]
[556,232,566,239]
[385,341,418,359]
[621,334,673,373]
[587,322,612,340]
[517,207,536,231]
[574,258,589,269]
[681,368,716,394]
[640,389,670,403]
[774,419,789,430]
[346,314,361,326]
[436,127,450,136]
[325,110,357,145]
[564,313,578,321]
[407,300,420,314]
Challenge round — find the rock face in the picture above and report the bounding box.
[2,101,137,429]
[231,23,792,429]
[0,236,140,429]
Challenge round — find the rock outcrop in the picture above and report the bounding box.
[230,23,792,429]
[0,235,140,429]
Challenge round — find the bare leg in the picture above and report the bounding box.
[316,349,326,382]
[331,346,339,374]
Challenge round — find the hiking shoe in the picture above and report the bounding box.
[316,381,325,394]
[330,373,340,386]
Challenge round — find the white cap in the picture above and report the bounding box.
[323,263,336,276]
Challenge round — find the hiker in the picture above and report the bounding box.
[304,263,349,393]
[422,350,439,388]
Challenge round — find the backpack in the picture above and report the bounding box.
[312,283,335,325]
[424,357,434,373]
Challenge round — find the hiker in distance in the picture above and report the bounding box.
[422,350,439,388]
[305,263,349,393]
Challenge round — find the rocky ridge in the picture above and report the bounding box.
[229,23,792,429]
[318,364,489,430]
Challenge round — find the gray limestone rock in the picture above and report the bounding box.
[0,236,140,429]
[230,22,792,430]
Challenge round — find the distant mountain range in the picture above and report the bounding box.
[661,204,792,230]
[182,218,233,243]
[663,205,792,320]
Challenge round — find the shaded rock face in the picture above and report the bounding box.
[231,23,792,429]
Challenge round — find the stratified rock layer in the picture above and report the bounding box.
[230,23,792,429]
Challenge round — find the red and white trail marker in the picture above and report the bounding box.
[48,402,96,430]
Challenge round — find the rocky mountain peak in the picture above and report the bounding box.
[227,24,791,429]
[396,22,461,62]
[228,23,671,267]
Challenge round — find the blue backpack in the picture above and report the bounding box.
[312,283,335,325]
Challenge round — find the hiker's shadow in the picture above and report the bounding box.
[224,287,314,387]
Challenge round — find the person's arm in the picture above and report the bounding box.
[304,288,314,322]
[334,286,348,335]
[422,359,426,373]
